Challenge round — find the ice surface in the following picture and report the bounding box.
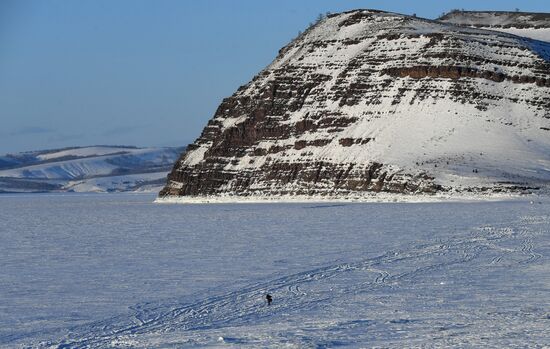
[1,194,549,348]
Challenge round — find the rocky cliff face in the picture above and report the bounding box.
[160,9,550,200]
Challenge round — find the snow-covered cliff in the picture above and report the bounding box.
[160,9,550,200]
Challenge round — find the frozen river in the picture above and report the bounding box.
[1,193,549,348]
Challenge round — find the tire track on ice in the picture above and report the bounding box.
[519,237,542,264]
[41,226,540,349]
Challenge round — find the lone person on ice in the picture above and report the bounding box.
[266,294,272,305]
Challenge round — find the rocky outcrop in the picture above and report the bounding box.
[162,161,442,197]
[160,9,550,200]
[383,66,550,87]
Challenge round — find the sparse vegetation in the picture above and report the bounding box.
[440,8,466,18]
[296,12,331,40]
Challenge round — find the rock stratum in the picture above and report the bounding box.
[160,9,550,200]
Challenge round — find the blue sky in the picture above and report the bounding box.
[1,0,549,153]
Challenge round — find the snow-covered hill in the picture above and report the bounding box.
[0,146,184,193]
[160,9,550,201]
[439,11,550,42]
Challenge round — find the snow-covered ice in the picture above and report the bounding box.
[1,193,549,348]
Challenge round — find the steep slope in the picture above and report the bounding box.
[439,11,550,42]
[0,146,184,193]
[160,9,550,200]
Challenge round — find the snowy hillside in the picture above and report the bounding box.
[0,146,184,193]
[160,9,550,201]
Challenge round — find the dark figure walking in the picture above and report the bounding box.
[266,294,272,306]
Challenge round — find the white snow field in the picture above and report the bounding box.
[1,194,549,348]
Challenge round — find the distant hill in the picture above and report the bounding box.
[438,10,550,42]
[0,145,184,193]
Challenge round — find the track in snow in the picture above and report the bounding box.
[35,219,546,349]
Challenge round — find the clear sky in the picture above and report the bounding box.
[1,0,549,153]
